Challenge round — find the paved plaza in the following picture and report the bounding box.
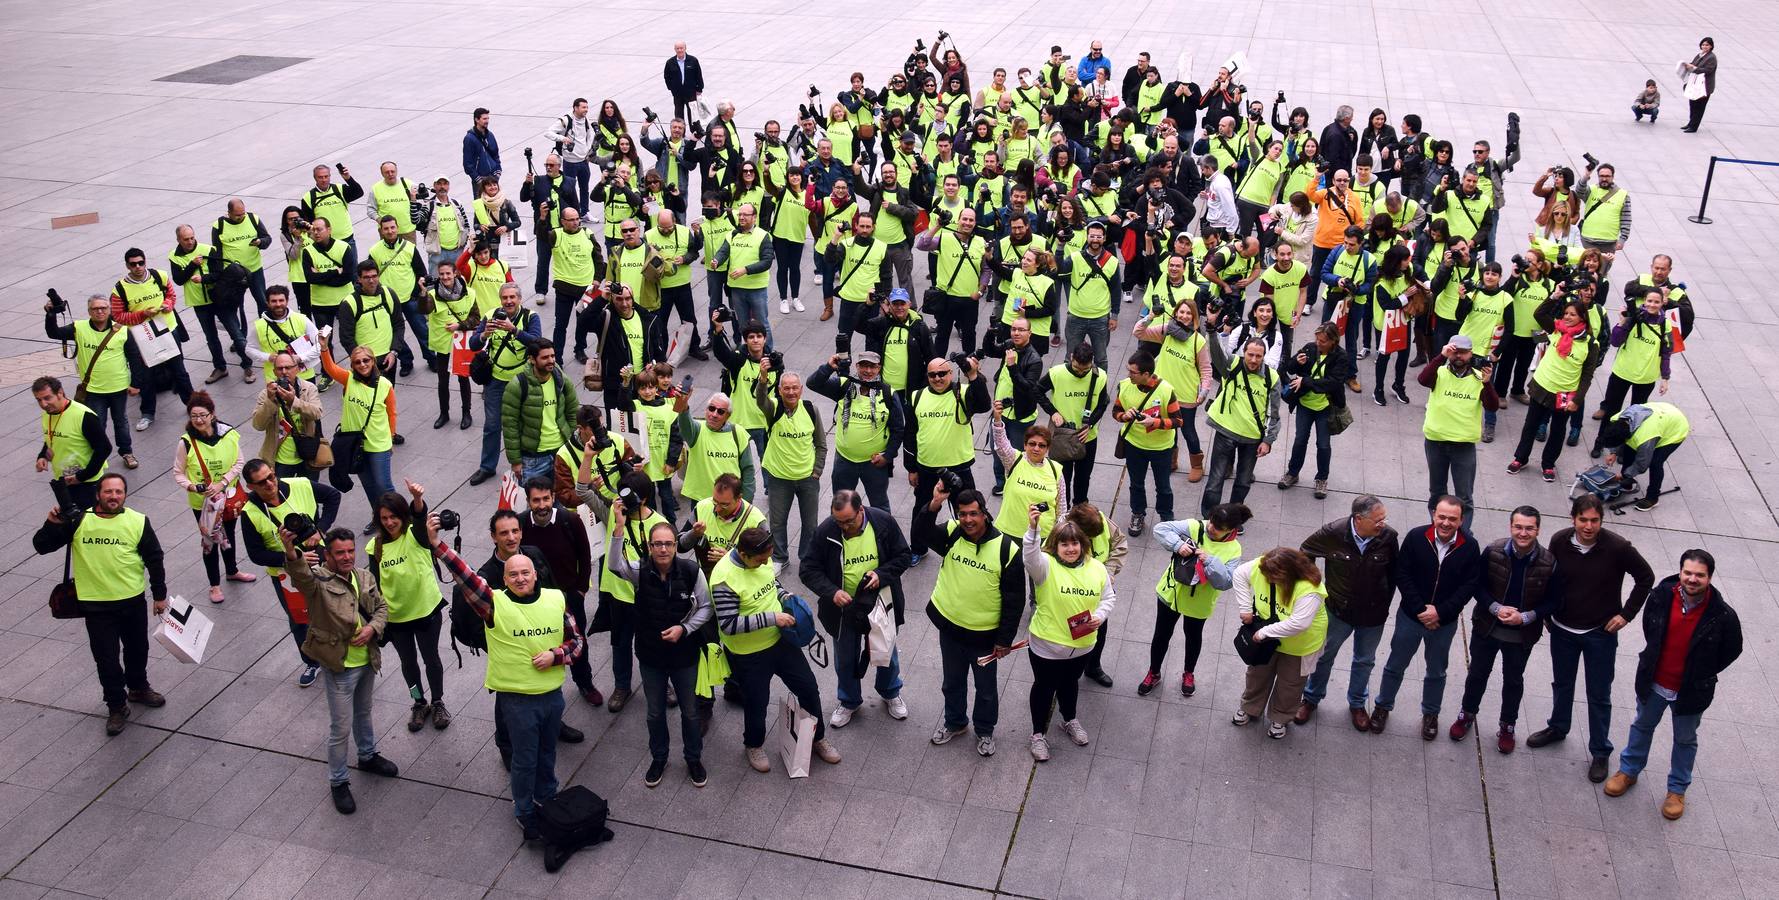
[1,1,1778,897]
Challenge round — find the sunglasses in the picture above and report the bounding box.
[247,476,273,487]
[926,371,948,378]
[708,405,729,413]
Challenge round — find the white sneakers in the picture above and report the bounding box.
[829,706,854,728]
[1029,734,1051,761]
[134,417,153,432]
[886,697,908,720]
[746,747,771,773]
[779,299,790,314]
[833,698,906,727]
[792,297,806,312]
[1061,719,1090,746]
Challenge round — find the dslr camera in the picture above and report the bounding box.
[283,512,319,545]
[689,120,706,139]
[435,508,462,531]
[711,306,734,325]
[766,349,786,372]
[1582,152,1600,170]
[807,84,821,100]
[414,182,432,201]
[45,288,67,314]
[934,467,964,494]
[618,487,644,515]
[642,106,659,123]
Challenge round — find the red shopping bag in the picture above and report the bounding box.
[1381,308,1410,355]
[1666,307,1685,353]
[496,468,525,511]
[449,331,475,377]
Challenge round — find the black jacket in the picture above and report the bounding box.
[994,341,1046,420]
[631,555,708,670]
[807,364,905,462]
[1280,342,1352,410]
[1473,539,1561,644]
[800,507,912,639]
[1395,524,1481,627]
[663,55,704,100]
[912,503,1022,649]
[857,306,935,396]
[1300,517,1399,628]
[1319,121,1358,174]
[1632,576,1742,716]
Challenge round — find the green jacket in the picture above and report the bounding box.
[501,366,579,463]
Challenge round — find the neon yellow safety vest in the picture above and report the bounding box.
[1136,80,1167,125]
[369,239,422,301]
[1579,187,1628,243]
[730,358,771,432]
[839,522,879,595]
[466,258,511,317]
[116,272,176,330]
[1249,569,1327,657]
[994,454,1060,537]
[43,401,106,484]
[1029,556,1108,649]
[1509,277,1549,338]
[374,528,442,623]
[73,320,130,394]
[557,431,628,504]
[255,312,315,382]
[645,224,693,289]
[710,553,781,655]
[372,179,416,232]
[486,312,535,383]
[932,524,1015,631]
[1208,365,1273,441]
[834,239,887,303]
[935,231,986,298]
[304,242,352,309]
[241,477,318,577]
[725,229,770,290]
[1003,270,1055,335]
[1624,402,1689,449]
[601,511,667,602]
[306,185,354,238]
[168,243,213,307]
[71,509,148,601]
[1259,261,1308,322]
[1046,364,1104,442]
[1118,378,1179,451]
[910,387,975,467]
[769,194,809,243]
[1531,332,1592,394]
[874,188,909,245]
[1237,156,1285,206]
[1155,520,1242,618]
[682,424,746,502]
[1437,189,1490,243]
[181,429,241,510]
[484,588,568,693]
[608,244,652,307]
[215,214,265,271]
[1066,249,1117,320]
[426,286,476,356]
[434,202,463,253]
[700,214,734,266]
[1611,317,1668,385]
[833,387,891,464]
[340,376,392,452]
[1297,354,1335,412]
[994,360,1036,425]
[694,498,765,557]
[1422,365,1485,443]
[1458,287,1510,355]
[348,287,400,356]
[760,401,817,481]
[636,399,677,480]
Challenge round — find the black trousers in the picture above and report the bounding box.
[1149,599,1208,674]
[1459,628,1535,725]
[1513,402,1578,470]
[384,607,446,704]
[1059,437,1099,505]
[730,638,826,749]
[910,464,978,554]
[930,294,981,358]
[1028,653,1089,733]
[82,596,150,710]
[1685,95,1710,130]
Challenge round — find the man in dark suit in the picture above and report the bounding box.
[663,43,705,123]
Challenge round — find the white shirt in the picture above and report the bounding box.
[1202,173,1238,231]
[1230,559,1327,674]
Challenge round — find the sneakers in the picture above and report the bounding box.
[1061,719,1090,746]
[1391,385,1410,405]
[813,738,842,764]
[226,571,258,584]
[1357,348,1371,360]
[408,702,430,732]
[1603,771,1637,797]
[1372,390,1386,408]
[430,701,452,730]
[779,299,790,314]
[358,754,400,777]
[792,297,807,313]
[135,417,153,432]
[1313,479,1328,499]
[907,551,926,568]
[1181,672,1196,697]
[298,664,320,688]
[1127,514,1145,537]
[991,483,1004,496]
[931,721,966,745]
[1266,721,1288,739]
[746,746,771,773]
[104,705,130,736]
[1449,711,1474,741]
[1482,422,1495,443]
[976,734,996,756]
[829,706,855,728]
[1420,714,1439,741]
[688,760,708,787]
[1634,496,1659,511]
[644,759,667,788]
[886,697,908,720]
[1231,710,1252,726]
[1541,467,1556,483]
[1137,671,1160,696]
[1496,724,1515,754]
[1566,426,1581,447]
[1029,734,1052,761]
[1506,460,1525,475]
[1276,474,1298,490]
[122,453,139,469]
[607,688,632,713]
[331,782,356,815]
[206,368,228,384]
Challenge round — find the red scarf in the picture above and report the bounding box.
[1552,317,1585,359]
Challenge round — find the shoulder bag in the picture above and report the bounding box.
[1232,583,1280,666]
[72,326,122,405]
[49,545,82,620]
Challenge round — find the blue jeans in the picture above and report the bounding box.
[401,299,432,363]
[478,378,509,473]
[938,629,998,736]
[1286,404,1331,480]
[1618,692,1699,794]
[519,452,554,484]
[193,302,251,373]
[1125,444,1174,519]
[1375,609,1459,716]
[831,456,891,511]
[1302,613,1385,709]
[992,418,1030,489]
[1065,314,1110,371]
[1545,625,1619,759]
[834,619,902,710]
[1424,440,1477,529]
[86,389,133,456]
[640,662,702,763]
[729,287,773,350]
[562,160,591,214]
[498,689,564,824]
[358,449,393,522]
[321,666,378,786]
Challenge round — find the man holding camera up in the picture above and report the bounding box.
[903,355,990,565]
[1201,336,1282,519]
[916,481,1022,756]
[822,212,886,350]
[33,473,166,737]
[468,284,541,486]
[43,293,135,470]
[239,459,343,687]
[1575,161,1631,279]
[810,351,903,511]
[802,490,912,728]
[914,207,989,358]
[521,153,570,300]
[590,471,669,714]
[1419,336,1499,527]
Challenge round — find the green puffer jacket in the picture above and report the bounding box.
[501,366,579,463]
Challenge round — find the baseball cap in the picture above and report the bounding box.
[433,175,451,185]
[887,288,911,304]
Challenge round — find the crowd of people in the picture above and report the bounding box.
[31,34,1741,837]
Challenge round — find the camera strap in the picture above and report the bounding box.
[78,325,121,388]
[1117,382,1160,444]
[1579,186,1618,229]
[938,232,979,294]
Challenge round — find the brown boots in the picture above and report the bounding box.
[820,296,835,321]
[1187,453,1205,483]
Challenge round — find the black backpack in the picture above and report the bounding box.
[448,547,556,665]
[538,785,613,872]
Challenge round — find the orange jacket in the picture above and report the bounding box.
[1304,181,1365,249]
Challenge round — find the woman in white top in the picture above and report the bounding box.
[1022,508,1115,762]
[1230,547,1328,739]
[1217,297,1284,370]
[1268,192,1318,263]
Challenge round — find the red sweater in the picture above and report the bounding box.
[1653,588,1706,693]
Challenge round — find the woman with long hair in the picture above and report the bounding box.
[1218,296,1284,370]
[1022,511,1114,761]
[1358,108,1396,189]
[371,482,450,731]
[1509,299,1599,481]
[1370,242,1424,407]
[763,166,811,313]
[173,391,257,603]
[596,99,628,155]
[1231,547,1328,739]
[1138,296,1213,480]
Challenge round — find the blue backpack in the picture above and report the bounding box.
[781,593,829,668]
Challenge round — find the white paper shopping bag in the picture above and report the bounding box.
[154,596,213,664]
[866,598,896,668]
[775,693,815,779]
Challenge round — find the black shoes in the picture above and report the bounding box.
[558,723,585,743]
[433,412,450,430]
[1085,668,1114,688]
[358,754,400,778]
[645,759,667,788]
[468,469,495,486]
[688,760,708,787]
[332,782,357,814]
[1588,756,1610,783]
[1525,728,1564,749]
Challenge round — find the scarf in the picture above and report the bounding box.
[1552,317,1585,358]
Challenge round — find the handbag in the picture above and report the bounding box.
[327,428,364,492]
[583,311,614,392]
[1046,370,1098,463]
[185,436,248,521]
[49,547,83,620]
[1328,405,1354,436]
[1232,584,1280,666]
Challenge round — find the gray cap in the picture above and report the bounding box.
[855,351,882,366]
[1449,334,1474,351]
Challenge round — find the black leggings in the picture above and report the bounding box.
[384,607,446,704]
[191,509,240,586]
[1148,600,1208,674]
[435,359,472,417]
[1513,401,1579,469]
[1028,653,1090,733]
[774,236,805,300]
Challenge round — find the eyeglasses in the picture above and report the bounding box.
[247,476,273,487]
[647,541,677,548]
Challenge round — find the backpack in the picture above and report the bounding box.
[537,785,613,872]
[447,588,488,662]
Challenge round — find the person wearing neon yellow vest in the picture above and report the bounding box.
[417,176,469,273]
[820,212,886,350]
[1599,403,1690,511]
[277,522,398,814]
[712,203,777,349]
[1319,225,1376,363]
[1417,336,1499,529]
[299,218,358,361]
[341,259,413,376]
[172,392,257,604]
[1574,162,1630,279]
[988,319,1045,494]
[248,349,324,480]
[808,352,903,511]
[368,215,430,374]
[1257,241,1310,352]
[1492,250,1552,405]
[300,164,364,247]
[34,372,113,508]
[468,284,541,486]
[368,483,450,733]
[1143,503,1251,698]
[1056,222,1122,369]
[1230,547,1328,739]
[1590,289,1674,459]
[211,198,273,312]
[432,520,585,837]
[1202,326,1284,511]
[238,460,343,687]
[500,339,579,487]
[1111,350,1183,537]
[1509,299,1599,482]
[913,207,990,359]
[711,526,842,773]
[800,490,913,727]
[170,223,254,384]
[1277,323,1352,500]
[1371,497,1481,741]
[618,367,684,526]
[1021,510,1114,761]
[32,473,168,736]
[319,339,400,533]
[1037,342,1112,503]
[110,247,194,431]
[422,260,476,430]
[646,209,708,361]
[901,355,991,563]
[39,294,127,480]
[753,366,829,567]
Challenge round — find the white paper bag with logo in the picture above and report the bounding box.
[866,596,896,668]
[153,596,213,664]
[129,317,182,368]
[774,693,815,779]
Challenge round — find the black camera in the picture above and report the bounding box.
[754,131,767,143]
[1582,152,1600,170]
[712,306,734,324]
[935,467,964,494]
[523,147,533,160]
[46,288,67,314]
[807,84,821,100]
[1275,90,1286,103]
[414,183,432,201]
[1033,501,1049,514]
[283,512,318,545]
[618,487,644,515]
[642,106,659,123]
[936,30,950,42]
[491,309,511,322]
[689,120,705,139]
[914,39,927,53]
[933,207,953,228]
[767,349,785,372]
[435,508,462,531]
[49,478,83,526]
[1510,254,1529,270]
[946,350,973,368]
[275,375,295,394]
